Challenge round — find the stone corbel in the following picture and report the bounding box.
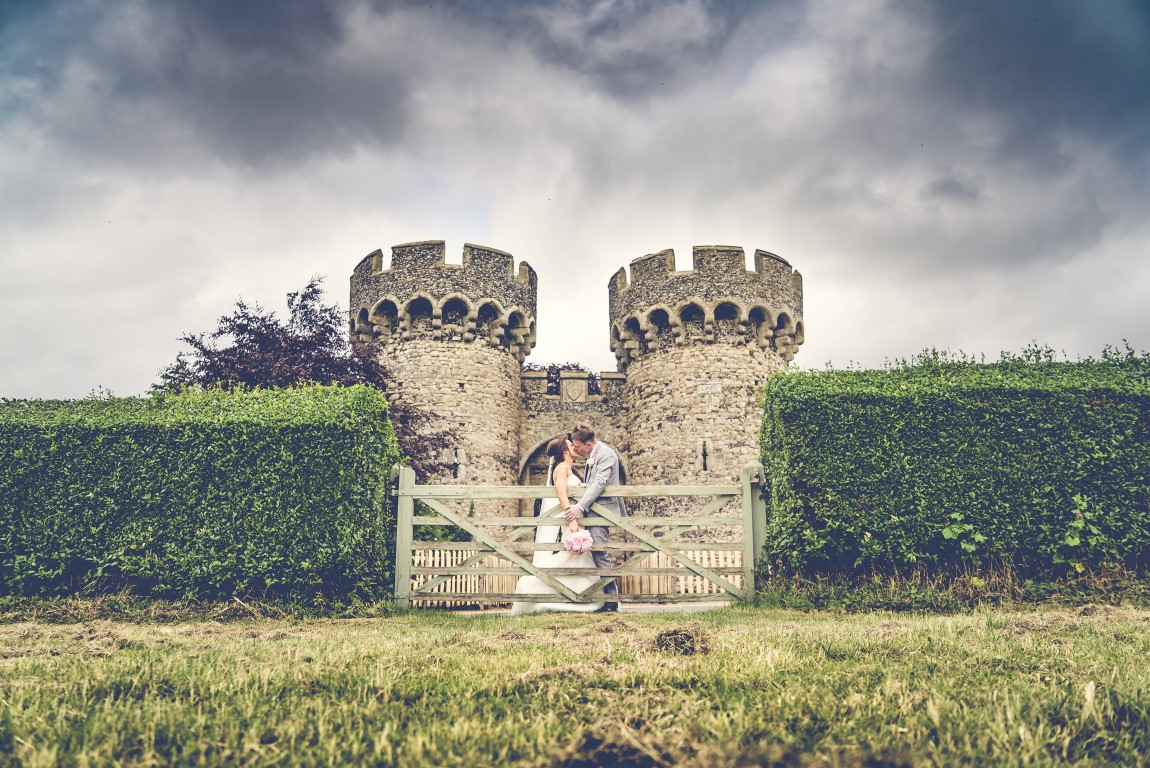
[773,330,794,359]
[491,320,509,347]
[508,327,529,359]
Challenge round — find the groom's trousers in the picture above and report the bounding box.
[587,525,618,595]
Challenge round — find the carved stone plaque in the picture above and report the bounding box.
[562,379,587,402]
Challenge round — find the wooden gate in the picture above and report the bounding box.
[393,463,767,607]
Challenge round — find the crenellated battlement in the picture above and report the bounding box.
[609,246,799,294]
[350,240,538,362]
[352,241,536,289]
[607,245,804,368]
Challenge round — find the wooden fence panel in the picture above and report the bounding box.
[618,550,743,596]
[412,548,744,606]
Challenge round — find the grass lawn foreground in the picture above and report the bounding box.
[2,605,1149,767]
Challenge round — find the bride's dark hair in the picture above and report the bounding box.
[545,436,569,465]
[546,436,581,483]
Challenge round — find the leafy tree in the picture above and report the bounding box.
[156,277,454,480]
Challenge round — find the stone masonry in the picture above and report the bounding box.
[349,241,804,517]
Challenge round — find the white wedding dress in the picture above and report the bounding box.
[510,470,604,614]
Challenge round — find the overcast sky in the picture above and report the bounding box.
[2,0,1148,399]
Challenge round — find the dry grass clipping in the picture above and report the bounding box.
[652,623,710,656]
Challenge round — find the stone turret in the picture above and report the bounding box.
[351,241,537,361]
[607,246,804,490]
[350,241,537,489]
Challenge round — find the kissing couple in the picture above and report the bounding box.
[510,423,625,614]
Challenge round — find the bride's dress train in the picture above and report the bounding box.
[510,475,604,614]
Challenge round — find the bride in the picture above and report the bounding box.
[510,437,604,614]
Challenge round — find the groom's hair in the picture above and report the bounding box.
[570,423,595,443]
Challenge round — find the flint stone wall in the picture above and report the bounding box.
[378,340,520,519]
[622,344,785,485]
[621,343,785,540]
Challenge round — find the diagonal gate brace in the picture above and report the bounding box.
[418,498,586,603]
[583,500,744,598]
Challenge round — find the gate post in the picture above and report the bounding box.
[394,465,416,608]
[740,464,759,600]
[750,463,767,572]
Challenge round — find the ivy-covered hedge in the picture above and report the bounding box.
[0,386,400,600]
[760,349,1150,576]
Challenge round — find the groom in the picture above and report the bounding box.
[564,423,625,612]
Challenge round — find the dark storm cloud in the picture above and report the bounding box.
[416,0,789,97]
[0,0,787,170]
[920,1,1150,170]
[1,0,410,168]
[646,0,1150,273]
[923,176,983,204]
[908,1,1150,268]
[175,0,345,55]
[9,0,1143,186]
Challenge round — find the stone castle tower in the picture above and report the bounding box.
[349,241,803,504]
[349,241,537,489]
[609,246,804,488]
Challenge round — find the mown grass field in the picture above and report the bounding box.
[2,604,1148,767]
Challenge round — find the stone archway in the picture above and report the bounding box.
[518,436,629,486]
[516,435,629,517]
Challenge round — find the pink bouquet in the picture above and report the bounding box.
[563,529,594,555]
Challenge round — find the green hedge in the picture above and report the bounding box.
[0,386,400,600]
[760,349,1150,576]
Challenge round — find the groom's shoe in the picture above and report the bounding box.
[595,602,619,613]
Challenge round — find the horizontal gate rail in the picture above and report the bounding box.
[413,593,730,604]
[405,485,741,499]
[410,515,742,526]
[410,541,746,552]
[412,567,745,577]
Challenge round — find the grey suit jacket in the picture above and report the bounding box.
[576,441,626,518]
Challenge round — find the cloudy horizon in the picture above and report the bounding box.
[2,0,1148,399]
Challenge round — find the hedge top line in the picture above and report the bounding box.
[766,358,1150,397]
[0,385,391,427]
